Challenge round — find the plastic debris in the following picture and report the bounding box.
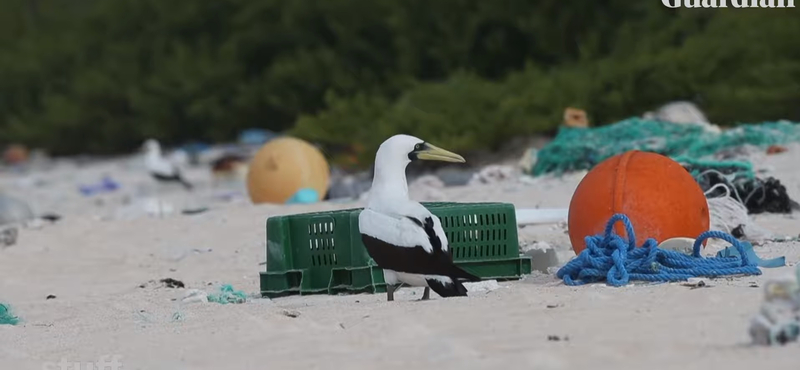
[78,176,120,196]
[642,101,712,127]
[518,147,538,175]
[182,289,209,304]
[207,284,247,304]
[464,280,500,293]
[0,303,19,325]
[522,242,560,273]
[749,265,800,346]
[171,311,185,322]
[238,129,278,146]
[695,164,800,214]
[556,214,762,287]
[705,185,776,242]
[516,208,569,225]
[563,107,589,128]
[716,242,785,269]
[657,237,696,255]
[286,188,319,204]
[2,144,29,165]
[531,118,800,176]
[766,145,788,155]
[0,227,18,248]
[681,278,711,289]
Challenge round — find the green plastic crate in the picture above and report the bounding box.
[260,202,531,298]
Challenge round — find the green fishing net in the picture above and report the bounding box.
[207,284,247,304]
[0,303,19,325]
[531,118,800,176]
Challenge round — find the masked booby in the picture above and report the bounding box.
[359,134,480,301]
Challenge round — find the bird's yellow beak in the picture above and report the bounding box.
[414,143,466,163]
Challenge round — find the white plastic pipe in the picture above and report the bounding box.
[515,208,569,225]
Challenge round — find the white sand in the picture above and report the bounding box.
[1,147,799,370]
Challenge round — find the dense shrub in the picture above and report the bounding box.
[0,0,797,161]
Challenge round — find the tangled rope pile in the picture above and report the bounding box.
[556,214,762,286]
[705,183,776,242]
[687,163,800,215]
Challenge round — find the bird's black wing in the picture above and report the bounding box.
[360,215,479,281]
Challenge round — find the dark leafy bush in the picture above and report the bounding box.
[0,1,797,159]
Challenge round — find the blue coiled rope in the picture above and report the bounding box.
[556,214,762,286]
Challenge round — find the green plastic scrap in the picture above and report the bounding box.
[207,284,247,305]
[0,303,20,325]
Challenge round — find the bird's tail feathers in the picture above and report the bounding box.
[451,279,469,296]
[426,276,469,298]
[450,265,481,282]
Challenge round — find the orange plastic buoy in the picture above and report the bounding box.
[567,150,709,255]
[246,137,330,204]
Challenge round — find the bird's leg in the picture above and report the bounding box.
[387,284,396,302]
[420,287,431,301]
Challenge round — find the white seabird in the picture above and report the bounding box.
[359,134,480,301]
[143,139,193,190]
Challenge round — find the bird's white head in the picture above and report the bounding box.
[375,134,466,168]
[369,134,465,203]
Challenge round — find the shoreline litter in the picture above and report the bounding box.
[556,214,762,287]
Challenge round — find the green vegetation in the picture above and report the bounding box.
[0,1,798,164]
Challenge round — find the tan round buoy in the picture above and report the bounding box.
[246,137,330,204]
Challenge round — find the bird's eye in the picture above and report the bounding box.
[414,143,423,151]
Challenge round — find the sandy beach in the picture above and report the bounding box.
[0,144,799,370]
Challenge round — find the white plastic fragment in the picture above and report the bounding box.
[748,267,800,346]
[682,278,709,288]
[657,237,696,255]
[464,280,500,293]
[182,289,209,304]
[516,208,569,226]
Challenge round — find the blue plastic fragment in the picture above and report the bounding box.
[238,129,278,146]
[181,141,211,154]
[716,241,786,268]
[286,188,319,204]
[78,176,120,196]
